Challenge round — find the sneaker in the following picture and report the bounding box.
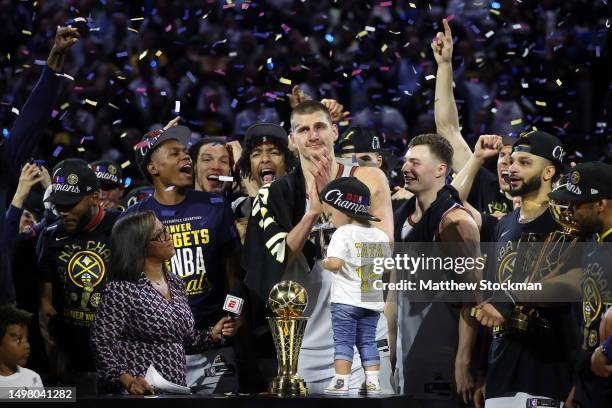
[324,377,349,395]
[359,380,381,395]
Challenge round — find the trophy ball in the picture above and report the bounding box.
[268,280,308,318]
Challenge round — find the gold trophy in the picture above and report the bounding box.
[503,181,581,334]
[267,280,309,397]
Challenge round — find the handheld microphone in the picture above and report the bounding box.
[222,294,244,316]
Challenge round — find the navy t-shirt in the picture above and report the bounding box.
[574,232,612,407]
[122,190,239,329]
[485,208,578,401]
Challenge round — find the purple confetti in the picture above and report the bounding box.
[52,145,63,157]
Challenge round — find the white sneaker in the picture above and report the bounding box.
[324,377,349,395]
[359,380,381,395]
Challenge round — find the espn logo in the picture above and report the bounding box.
[223,295,244,315]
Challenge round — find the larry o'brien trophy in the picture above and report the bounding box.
[503,181,581,334]
[267,280,309,396]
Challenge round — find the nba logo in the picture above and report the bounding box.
[223,295,244,315]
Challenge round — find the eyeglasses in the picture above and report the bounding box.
[150,229,171,243]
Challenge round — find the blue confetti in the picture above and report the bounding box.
[150,60,157,68]
[52,146,63,157]
[491,2,501,9]
[124,177,132,187]
[325,33,334,43]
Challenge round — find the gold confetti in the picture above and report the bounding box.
[128,27,139,33]
[108,103,119,109]
[139,50,148,60]
[121,161,131,169]
[381,44,388,52]
[489,9,500,15]
[279,77,292,85]
[510,119,523,126]
[535,101,547,107]
[409,2,416,8]
[357,30,368,38]
[155,50,163,57]
[84,99,98,106]
[130,17,144,21]
[78,147,85,152]
[556,79,562,87]
[21,30,32,35]
[117,75,126,80]
[120,132,127,138]
[60,102,70,110]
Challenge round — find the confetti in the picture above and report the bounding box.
[556,79,562,87]
[155,50,163,57]
[121,161,131,169]
[425,75,436,81]
[357,30,368,38]
[139,50,148,60]
[365,26,375,32]
[485,31,495,38]
[130,17,144,21]
[21,30,32,35]
[535,101,547,107]
[11,107,19,115]
[77,147,85,152]
[84,99,98,106]
[511,119,523,125]
[279,77,292,85]
[175,100,181,113]
[381,44,388,52]
[52,146,63,157]
[409,2,416,8]
[128,27,139,33]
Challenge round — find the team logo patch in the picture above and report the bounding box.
[90,293,102,308]
[570,171,580,185]
[582,277,601,327]
[67,174,79,185]
[497,251,517,284]
[68,250,106,289]
[588,329,599,348]
[108,165,117,175]
[372,135,380,150]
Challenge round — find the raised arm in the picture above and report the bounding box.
[451,134,502,202]
[432,19,471,172]
[6,27,79,175]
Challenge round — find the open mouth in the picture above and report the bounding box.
[500,170,510,184]
[404,175,417,183]
[260,168,276,183]
[179,164,193,175]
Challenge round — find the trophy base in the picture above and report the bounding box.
[269,375,309,397]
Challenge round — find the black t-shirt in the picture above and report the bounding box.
[38,210,119,371]
[485,208,578,401]
[467,168,512,217]
[574,232,612,407]
[39,210,119,327]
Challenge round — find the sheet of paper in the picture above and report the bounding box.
[144,365,191,395]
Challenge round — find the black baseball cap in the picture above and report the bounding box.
[46,159,100,207]
[134,126,192,175]
[122,185,154,209]
[339,126,381,154]
[502,135,517,146]
[90,160,123,189]
[244,123,288,148]
[319,177,381,222]
[548,162,612,203]
[512,131,565,166]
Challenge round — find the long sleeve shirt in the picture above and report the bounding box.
[0,64,64,304]
[90,272,217,393]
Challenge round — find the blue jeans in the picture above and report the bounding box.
[330,303,380,367]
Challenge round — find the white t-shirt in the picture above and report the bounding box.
[326,224,391,312]
[0,366,43,398]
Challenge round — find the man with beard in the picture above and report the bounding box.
[547,162,612,407]
[90,160,125,210]
[38,159,119,385]
[394,133,481,405]
[472,131,578,407]
[123,125,241,394]
[242,100,395,394]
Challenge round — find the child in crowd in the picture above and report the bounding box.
[0,305,43,397]
[319,177,391,395]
